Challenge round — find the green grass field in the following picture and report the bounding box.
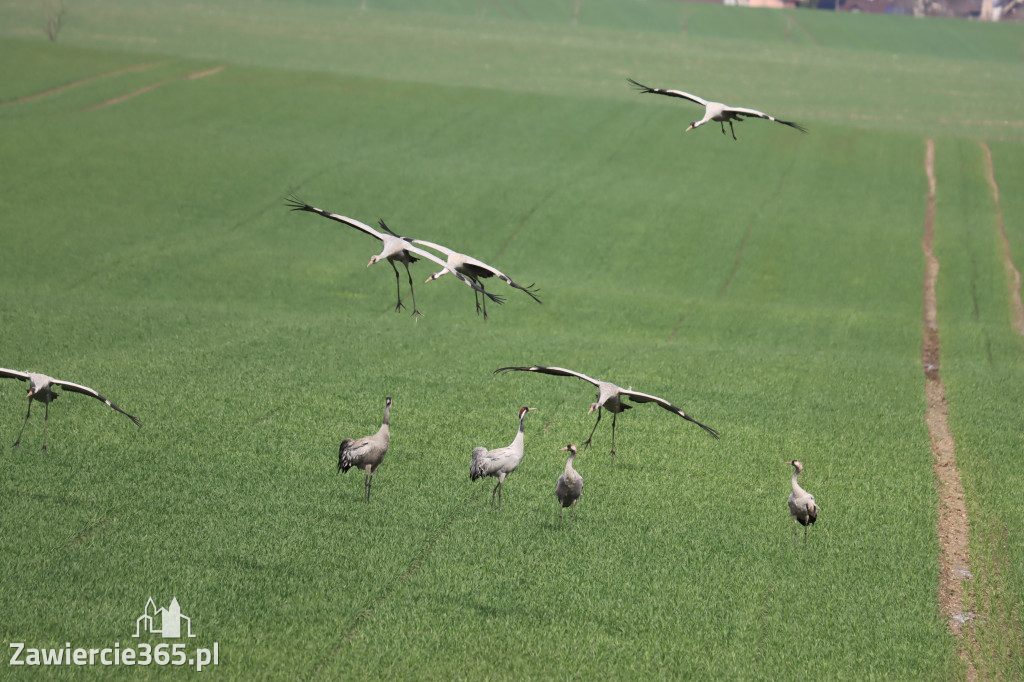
[1,0,1022,678]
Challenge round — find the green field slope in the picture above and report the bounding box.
[0,1,1021,679]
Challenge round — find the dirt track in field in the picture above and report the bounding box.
[1,62,158,105]
[922,138,977,680]
[979,141,1024,336]
[83,66,225,111]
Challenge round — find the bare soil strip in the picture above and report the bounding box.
[1,62,158,106]
[921,139,977,680]
[83,66,225,112]
[786,14,821,46]
[979,141,1024,335]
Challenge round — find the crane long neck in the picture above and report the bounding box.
[791,470,804,496]
[510,413,527,449]
[383,402,390,427]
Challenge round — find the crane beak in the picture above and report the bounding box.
[685,123,696,132]
[366,259,375,268]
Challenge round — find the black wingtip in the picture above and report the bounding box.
[285,193,313,212]
[781,120,807,133]
[627,77,653,94]
[518,283,542,304]
[698,421,720,440]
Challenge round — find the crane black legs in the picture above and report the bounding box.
[581,407,602,452]
[11,400,49,453]
[581,408,617,463]
[363,467,374,503]
[388,261,422,317]
[468,277,490,321]
[793,520,810,547]
[490,473,506,509]
[12,400,32,450]
[559,501,577,529]
[403,262,422,318]
[609,413,617,464]
[388,261,405,313]
[41,402,49,454]
[485,473,505,509]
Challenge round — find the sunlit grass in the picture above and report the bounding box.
[0,1,1021,678]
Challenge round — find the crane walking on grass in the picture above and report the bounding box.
[377,223,540,320]
[628,78,806,140]
[470,406,535,509]
[786,459,818,547]
[0,368,141,453]
[494,365,718,463]
[555,444,584,528]
[338,396,391,503]
[286,196,503,316]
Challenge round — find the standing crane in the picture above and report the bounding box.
[338,396,391,503]
[286,196,503,316]
[786,460,818,547]
[494,365,718,462]
[0,368,141,453]
[469,406,535,509]
[376,222,541,320]
[555,444,584,528]
[628,78,806,140]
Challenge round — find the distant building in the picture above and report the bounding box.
[702,0,1021,17]
[724,0,798,7]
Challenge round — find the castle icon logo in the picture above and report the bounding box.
[133,597,196,639]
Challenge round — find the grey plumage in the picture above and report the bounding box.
[494,365,718,463]
[555,444,584,529]
[339,396,391,502]
[287,196,503,317]
[470,406,535,509]
[403,235,540,321]
[786,460,818,547]
[0,368,141,453]
[628,78,807,140]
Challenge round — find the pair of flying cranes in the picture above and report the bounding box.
[3,79,816,539]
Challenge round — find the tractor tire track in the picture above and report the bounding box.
[495,105,630,262]
[83,66,225,112]
[1,62,159,106]
[921,139,977,681]
[301,491,472,680]
[668,151,798,342]
[979,141,1024,335]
